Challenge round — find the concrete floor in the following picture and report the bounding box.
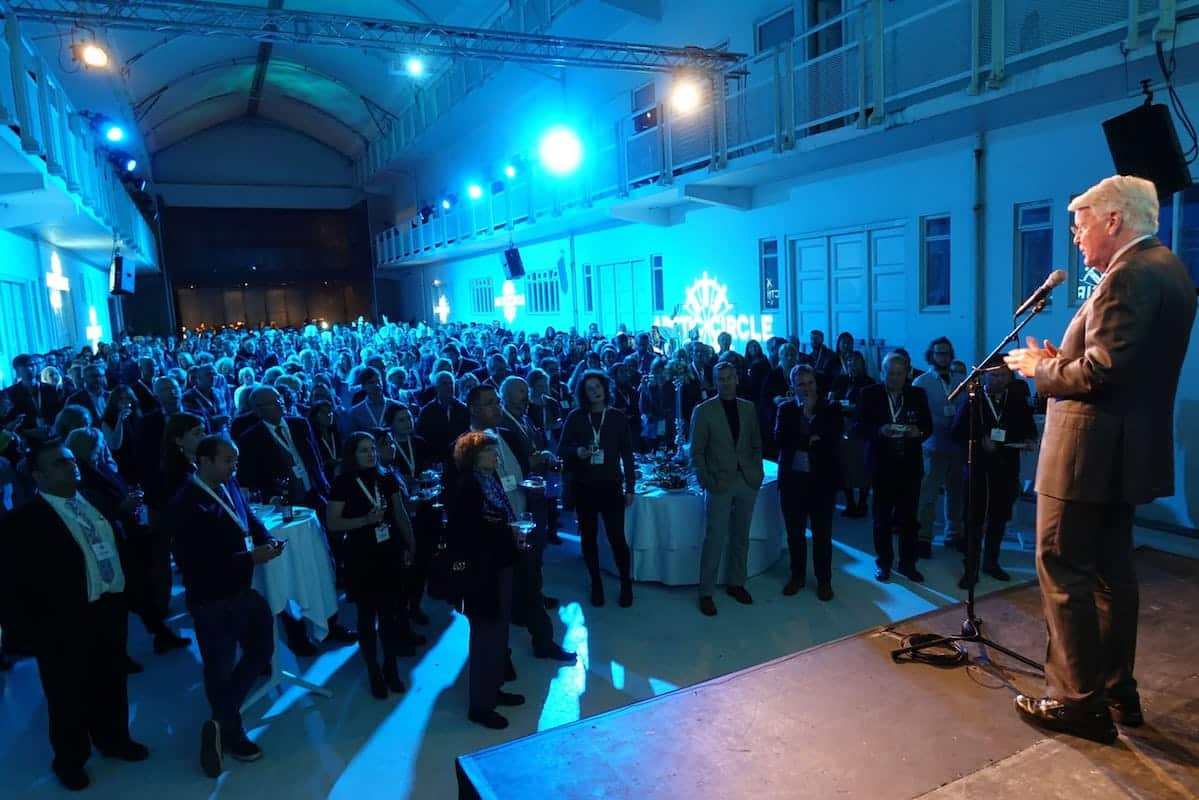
[1,504,1194,800]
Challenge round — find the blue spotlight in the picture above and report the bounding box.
[405,58,424,77]
[441,198,452,210]
[125,158,137,172]
[467,184,484,201]
[538,126,583,177]
[104,124,125,143]
[504,164,517,179]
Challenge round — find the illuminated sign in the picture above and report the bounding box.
[433,293,451,324]
[654,272,773,346]
[1077,266,1102,302]
[494,280,525,323]
[46,252,70,311]
[86,306,103,352]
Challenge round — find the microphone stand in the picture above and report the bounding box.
[890,298,1048,672]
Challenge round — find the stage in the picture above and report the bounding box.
[456,548,1199,799]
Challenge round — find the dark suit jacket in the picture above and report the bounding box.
[233,416,331,502]
[449,471,518,622]
[856,383,933,472]
[79,461,146,543]
[65,389,107,424]
[1033,237,1197,504]
[4,381,62,429]
[774,399,843,491]
[0,495,110,635]
[415,397,471,462]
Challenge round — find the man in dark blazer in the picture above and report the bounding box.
[1006,175,1197,743]
[690,362,765,616]
[0,440,148,790]
[5,353,63,431]
[65,363,110,424]
[182,364,230,430]
[856,352,933,583]
[169,435,281,777]
[415,371,471,464]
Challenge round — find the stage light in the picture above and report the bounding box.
[405,58,424,77]
[671,80,703,114]
[468,184,484,201]
[504,164,517,179]
[78,43,109,68]
[125,158,137,172]
[538,126,583,177]
[441,198,451,210]
[104,124,125,143]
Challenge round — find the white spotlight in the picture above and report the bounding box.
[78,43,109,68]
[671,81,703,114]
[468,184,484,201]
[405,58,424,77]
[538,126,583,177]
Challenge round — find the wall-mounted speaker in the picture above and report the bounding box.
[109,254,136,295]
[1102,103,1193,200]
[502,246,525,279]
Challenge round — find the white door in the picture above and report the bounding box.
[869,226,907,350]
[792,237,829,339]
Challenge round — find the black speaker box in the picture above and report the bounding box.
[109,253,136,295]
[1102,103,1192,199]
[502,246,525,279]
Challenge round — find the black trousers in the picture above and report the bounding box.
[1036,495,1138,706]
[779,474,835,584]
[356,593,407,669]
[871,462,922,569]
[468,567,513,713]
[574,482,631,582]
[405,503,439,611]
[963,455,1021,569]
[190,588,274,735]
[34,594,130,771]
[119,531,172,636]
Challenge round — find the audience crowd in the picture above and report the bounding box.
[0,316,1039,790]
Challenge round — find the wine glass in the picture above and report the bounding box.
[514,512,536,551]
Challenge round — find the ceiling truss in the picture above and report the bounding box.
[6,0,745,75]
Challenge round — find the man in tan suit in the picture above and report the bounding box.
[690,361,765,616]
[1006,175,1196,744]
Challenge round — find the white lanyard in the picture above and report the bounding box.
[938,374,952,398]
[395,438,415,474]
[589,408,607,446]
[269,422,295,453]
[887,391,904,423]
[191,476,248,532]
[503,408,527,437]
[321,432,337,459]
[364,400,384,427]
[356,477,383,509]
[983,390,1005,425]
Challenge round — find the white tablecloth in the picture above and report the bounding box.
[599,460,784,586]
[250,505,338,642]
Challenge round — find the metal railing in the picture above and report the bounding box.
[376,0,1193,267]
[0,12,157,266]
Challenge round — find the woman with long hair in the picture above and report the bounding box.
[99,385,139,482]
[307,400,341,487]
[156,412,207,508]
[830,351,876,517]
[326,432,416,699]
[558,370,636,608]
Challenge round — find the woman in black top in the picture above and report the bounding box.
[155,412,206,509]
[326,432,416,699]
[307,400,341,487]
[829,351,876,517]
[449,431,524,730]
[557,370,636,608]
[775,366,843,601]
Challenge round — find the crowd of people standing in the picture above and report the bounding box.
[0,316,1037,789]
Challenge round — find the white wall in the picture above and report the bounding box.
[386,87,1199,530]
[0,229,116,384]
[153,118,360,209]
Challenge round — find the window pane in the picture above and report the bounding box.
[1019,205,1051,227]
[1020,228,1055,307]
[652,268,664,312]
[756,10,795,52]
[924,238,951,306]
[925,217,950,238]
[761,239,778,256]
[584,274,593,312]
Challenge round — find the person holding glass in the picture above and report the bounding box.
[449,430,525,730]
[558,370,636,608]
[326,432,416,699]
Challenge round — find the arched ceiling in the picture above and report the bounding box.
[23,0,502,163]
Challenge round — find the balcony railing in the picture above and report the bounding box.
[0,12,157,266]
[376,0,1189,267]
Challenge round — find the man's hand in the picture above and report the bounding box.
[1004,336,1058,379]
[251,541,283,564]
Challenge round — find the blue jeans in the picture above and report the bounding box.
[189,588,274,735]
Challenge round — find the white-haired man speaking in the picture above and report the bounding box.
[1006,175,1196,743]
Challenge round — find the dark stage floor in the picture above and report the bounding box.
[456,548,1199,799]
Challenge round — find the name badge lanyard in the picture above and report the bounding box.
[356,477,384,511]
[983,390,1005,427]
[395,439,415,475]
[191,475,248,532]
[364,400,384,428]
[269,422,298,464]
[887,392,904,424]
[504,408,528,439]
[589,408,607,449]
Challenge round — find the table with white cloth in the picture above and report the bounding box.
[599,460,784,586]
[242,504,338,712]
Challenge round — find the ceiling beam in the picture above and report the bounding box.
[246,0,283,118]
[8,0,744,74]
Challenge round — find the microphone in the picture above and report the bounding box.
[1014,269,1066,318]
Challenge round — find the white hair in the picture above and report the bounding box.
[1067,175,1159,236]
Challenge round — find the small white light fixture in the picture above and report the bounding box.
[467,184,483,201]
[504,164,517,179]
[125,158,137,172]
[76,43,109,69]
[671,80,703,114]
[405,58,424,77]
